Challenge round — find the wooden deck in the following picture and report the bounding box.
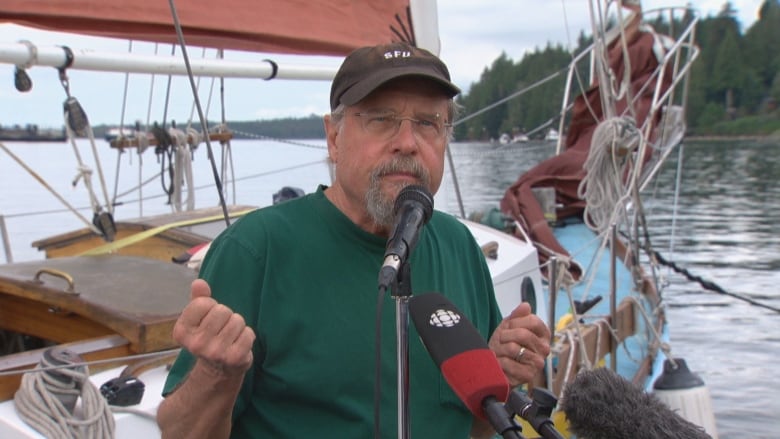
[0,255,197,399]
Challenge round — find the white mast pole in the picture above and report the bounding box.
[410,0,441,55]
[0,42,338,80]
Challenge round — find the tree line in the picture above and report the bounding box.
[454,0,780,140]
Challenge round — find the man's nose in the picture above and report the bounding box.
[392,118,419,153]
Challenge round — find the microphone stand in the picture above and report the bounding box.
[391,261,413,439]
[482,397,526,439]
[507,388,565,439]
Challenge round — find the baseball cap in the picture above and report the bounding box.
[330,42,461,110]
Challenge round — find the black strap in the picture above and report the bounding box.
[262,59,278,80]
[58,45,75,71]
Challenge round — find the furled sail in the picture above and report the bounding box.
[0,0,415,55]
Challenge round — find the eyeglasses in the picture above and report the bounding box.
[351,112,451,142]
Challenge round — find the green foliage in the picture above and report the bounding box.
[771,71,780,102]
[744,0,780,90]
[455,0,780,138]
[695,102,726,131]
[455,44,572,140]
[705,112,780,135]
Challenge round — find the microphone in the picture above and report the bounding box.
[409,292,517,436]
[559,368,712,439]
[377,185,434,290]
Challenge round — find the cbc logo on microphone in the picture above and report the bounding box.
[428,309,461,328]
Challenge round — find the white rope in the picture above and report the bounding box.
[625,295,673,360]
[64,122,103,218]
[220,139,236,204]
[557,329,580,399]
[169,127,195,212]
[185,127,203,149]
[578,115,641,235]
[559,278,592,369]
[69,122,115,217]
[14,354,115,439]
[181,143,195,211]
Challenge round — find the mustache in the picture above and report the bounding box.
[372,156,430,186]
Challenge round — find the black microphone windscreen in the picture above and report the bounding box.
[560,368,711,439]
[394,185,433,223]
[409,292,509,418]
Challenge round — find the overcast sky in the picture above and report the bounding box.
[0,0,765,128]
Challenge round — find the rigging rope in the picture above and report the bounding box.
[0,349,182,379]
[230,129,327,150]
[453,68,567,127]
[0,141,99,232]
[59,63,117,241]
[649,249,780,314]
[167,0,232,227]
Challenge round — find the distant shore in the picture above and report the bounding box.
[684,134,778,142]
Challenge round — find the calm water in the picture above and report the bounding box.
[2,138,779,437]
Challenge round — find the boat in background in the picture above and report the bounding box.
[511,131,530,143]
[498,130,530,145]
[0,0,715,438]
[544,128,560,142]
[103,127,139,143]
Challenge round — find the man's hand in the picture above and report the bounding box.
[488,302,551,386]
[172,279,256,377]
[158,280,257,439]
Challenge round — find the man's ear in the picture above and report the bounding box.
[324,114,339,164]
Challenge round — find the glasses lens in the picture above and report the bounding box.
[362,114,397,137]
[356,113,445,141]
[414,116,443,139]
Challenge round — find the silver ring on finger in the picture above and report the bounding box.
[514,346,527,362]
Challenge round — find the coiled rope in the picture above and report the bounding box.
[14,352,115,438]
[578,115,642,235]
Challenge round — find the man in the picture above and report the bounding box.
[157,42,550,438]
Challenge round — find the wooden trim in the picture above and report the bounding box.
[0,279,180,353]
[109,131,233,149]
[551,297,637,395]
[0,293,114,342]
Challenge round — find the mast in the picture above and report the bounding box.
[0,42,338,80]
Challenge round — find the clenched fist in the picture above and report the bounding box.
[172,279,256,378]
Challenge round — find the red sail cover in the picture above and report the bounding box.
[0,0,414,55]
[500,21,674,278]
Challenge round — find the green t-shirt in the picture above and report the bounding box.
[163,186,502,438]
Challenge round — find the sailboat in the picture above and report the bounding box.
[0,0,714,438]
[544,128,560,142]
